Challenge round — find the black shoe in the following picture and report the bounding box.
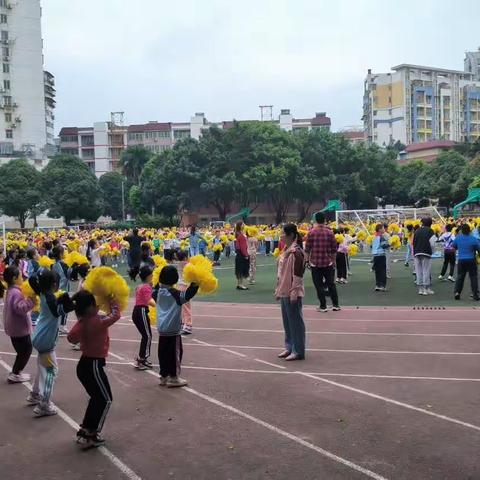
[454,293,461,300]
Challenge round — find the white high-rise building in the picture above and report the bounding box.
[0,0,55,166]
[465,48,480,81]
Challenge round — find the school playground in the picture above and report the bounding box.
[1,297,480,479]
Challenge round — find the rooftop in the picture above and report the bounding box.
[392,64,473,76]
[405,140,456,153]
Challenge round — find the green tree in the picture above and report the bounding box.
[99,171,125,220]
[0,158,43,228]
[411,150,468,207]
[453,156,480,201]
[391,160,429,206]
[469,175,480,189]
[119,145,152,185]
[42,154,103,225]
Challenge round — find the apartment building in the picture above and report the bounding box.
[59,110,331,176]
[465,47,480,81]
[0,0,55,166]
[363,61,480,146]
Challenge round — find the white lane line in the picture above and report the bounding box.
[108,338,480,355]
[183,386,388,480]
[254,359,286,370]
[219,348,247,358]
[109,351,127,361]
[0,358,143,480]
[298,371,480,433]
[139,367,386,480]
[192,315,480,323]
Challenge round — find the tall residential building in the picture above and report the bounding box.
[363,64,480,146]
[0,0,55,166]
[465,48,480,81]
[59,110,331,177]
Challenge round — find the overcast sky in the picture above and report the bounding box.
[42,0,480,133]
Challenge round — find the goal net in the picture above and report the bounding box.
[335,207,446,232]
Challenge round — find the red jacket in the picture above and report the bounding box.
[67,304,120,358]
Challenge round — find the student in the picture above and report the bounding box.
[51,245,70,334]
[247,229,259,285]
[86,239,104,269]
[453,223,480,301]
[234,222,250,290]
[67,291,120,449]
[275,224,306,361]
[371,224,389,292]
[438,224,456,282]
[154,265,198,387]
[413,217,437,295]
[1,266,35,383]
[29,269,73,417]
[132,265,155,370]
[335,229,349,284]
[26,247,40,326]
[175,250,193,335]
[404,224,414,267]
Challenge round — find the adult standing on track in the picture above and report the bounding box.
[234,222,250,290]
[413,217,437,296]
[453,223,480,301]
[275,223,306,361]
[305,212,341,312]
[124,228,145,281]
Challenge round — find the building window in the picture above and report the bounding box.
[426,108,432,117]
[1,46,8,57]
[0,14,7,24]
[128,132,144,141]
[3,79,9,90]
[81,135,94,146]
[4,112,10,122]
[1,30,7,41]
[3,94,10,106]
[173,129,190,139]
[61,134,78,143]
[5,128,12,138]
[2,62,8,73]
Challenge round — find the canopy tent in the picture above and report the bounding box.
[311,200,342,222]
[453,188,480,219]
[226,207,251,224]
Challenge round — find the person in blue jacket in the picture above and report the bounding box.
[453,223,480,301]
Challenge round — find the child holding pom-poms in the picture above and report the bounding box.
[51,245,70,335]
[67,290,120,449]
[132,265,155,370]
[175,250,193,335]
[154,265,199,387]
[2,265,35,384]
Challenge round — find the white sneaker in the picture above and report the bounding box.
[33,403,57,417]
[316,306,328,313]
[26,392,42,406]
[71,343,81,351]
[59,325,69,336]
[166,377,188,388]
[448,276,455,283]
[426,288,435,295]
[159,376,168,386]
[418,288,426,295]
[332,306,341,311]
[7,372,31,383]
[438,275,444,280]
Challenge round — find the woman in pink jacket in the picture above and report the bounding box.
[275,224,306,361]
[2,265,35,383]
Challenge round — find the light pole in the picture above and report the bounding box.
[121,180,126,221]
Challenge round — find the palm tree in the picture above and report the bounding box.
[119,146,152,184]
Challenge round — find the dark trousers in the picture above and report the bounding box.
[373,255,387,288]
[225,245,231,258]
[455,259,479,298]
[158,335,183,378]
[336,252,348,279]
[265,242,271,255]
[441,251,456,277]
[77,357,112,433]
[132,306,152,360]
[10,335,32,374]
[213,250,221,262]
[311,266,339,309]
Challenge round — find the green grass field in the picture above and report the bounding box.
[115,249,476,307]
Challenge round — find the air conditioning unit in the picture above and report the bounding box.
[10,123,15,128]
[14,116,20,122]
[2,56,9,61]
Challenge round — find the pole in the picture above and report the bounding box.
[121,181,126,221]
[2,222,6,256]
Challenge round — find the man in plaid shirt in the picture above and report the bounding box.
[305,212,341,312]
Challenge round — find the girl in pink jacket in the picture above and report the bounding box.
[1,265,35,383]
[275,224,306,361]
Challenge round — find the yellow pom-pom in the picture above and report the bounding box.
[348,244,359,257]
[356,230,367,241]
[148,305,156,326]
[38,256,55,268]
[182,255,217,294]
[389,235,402,250]
[152,262,168,287]
[64,251,89,268]
[273,248,280,258]
[21,280,39,311]
[83,266,130,312]
[212,243,223,252]
[366,235,374,246]
[152,255,167,269]
[335,234,345,244]
[387,223,400,234]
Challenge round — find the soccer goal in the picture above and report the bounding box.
[335,206,446,232]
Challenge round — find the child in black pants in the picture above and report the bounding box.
[153,265,198,387]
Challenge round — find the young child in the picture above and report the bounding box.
[1,266,35,383]
[67,291,120,449]
[438,224,456,282]
[132,265,155,370]
[29,269,72,417]
[175,251,193,335]
[51,245,70,335]
[335,229,349,284]
[69,263,91,351]
[371,224,389,292]
[154,265,198,387]
[247,230,259,285]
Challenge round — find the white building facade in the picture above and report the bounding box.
[0,0,55,166]
[363,63,480,146]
